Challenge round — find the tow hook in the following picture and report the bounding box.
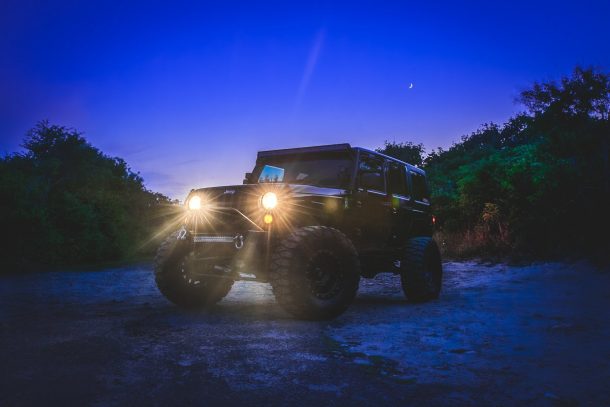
[177,227,187,240]
[234,234,244,249]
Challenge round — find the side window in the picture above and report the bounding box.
[410,171,429,204]
[358,155,385,192]
[388,163,408,196]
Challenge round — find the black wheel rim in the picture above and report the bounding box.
[306,250,343,300]
[179,252,204,286]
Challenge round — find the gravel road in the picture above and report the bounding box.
[1,261,609,406]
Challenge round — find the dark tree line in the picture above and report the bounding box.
[379,66,610,260]
[1,66,607,271]
[0,122,180,272]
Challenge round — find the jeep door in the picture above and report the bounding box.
[387,161,411,246]
[352,153,393,250]
[405,168,432,236]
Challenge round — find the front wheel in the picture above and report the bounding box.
[154,234,234,310]
[400,237,443,302]
[269,226,361,320]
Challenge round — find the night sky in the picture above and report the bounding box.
[1,1,609,198]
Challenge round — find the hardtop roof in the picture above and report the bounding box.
[257,143,352,158]
[257,143,425,174]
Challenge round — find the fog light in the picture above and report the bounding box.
[263,214,273,224]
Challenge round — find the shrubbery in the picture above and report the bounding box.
[2,67,607,271]
[380,67,610,260]
[0,122,180,272]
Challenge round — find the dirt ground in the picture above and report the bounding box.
[1,261,609,406]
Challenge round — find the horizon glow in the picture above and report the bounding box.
[1,1,609,198]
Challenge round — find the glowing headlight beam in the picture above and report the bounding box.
[261,192,278,210]
[188,195,202,210]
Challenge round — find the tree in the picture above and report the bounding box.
[376,141,425,167]
[0,121,179,271]
[384,66,610,259]
[520,66,609,120]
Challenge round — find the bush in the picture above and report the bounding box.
[0,122,182,272]
[384,67,610,261]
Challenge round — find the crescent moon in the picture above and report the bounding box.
[409,83,414,89]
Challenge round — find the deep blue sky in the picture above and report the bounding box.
[1,1,609,198]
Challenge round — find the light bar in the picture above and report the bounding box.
[192,235,235,243]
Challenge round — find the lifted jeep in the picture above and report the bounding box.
[154,143,442,319]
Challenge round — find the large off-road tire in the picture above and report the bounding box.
[400,237,443,302]
[269,226,361,320]
[154,234,234,310]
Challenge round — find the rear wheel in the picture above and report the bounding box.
[400,237,443,302]
[154,233,234,310]
[269,226,360,320]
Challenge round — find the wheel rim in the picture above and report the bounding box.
[306,250,343,300]
[179,252,203,286]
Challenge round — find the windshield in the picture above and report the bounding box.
[258,165,285,183]
[253,153,354,188]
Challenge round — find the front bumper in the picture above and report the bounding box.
[178,227,269,278]
[187,230,266,253]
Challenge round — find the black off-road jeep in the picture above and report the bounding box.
[155,144,442,319]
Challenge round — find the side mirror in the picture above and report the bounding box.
[243,172,252,184]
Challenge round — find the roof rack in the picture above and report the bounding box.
[257,143,352,158]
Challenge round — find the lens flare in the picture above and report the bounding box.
[188,195,202,210]
[261,192,278,210]
[263,214,273,224]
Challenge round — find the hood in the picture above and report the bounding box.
[187,183,348,211]
[187,184,262,212]
[287,184,349,198]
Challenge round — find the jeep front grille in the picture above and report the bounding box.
[186,208,263,235]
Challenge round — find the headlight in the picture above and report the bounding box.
[188,195,202,210]
[261,192,278,210]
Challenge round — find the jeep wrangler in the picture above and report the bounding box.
[154,143,442,320]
